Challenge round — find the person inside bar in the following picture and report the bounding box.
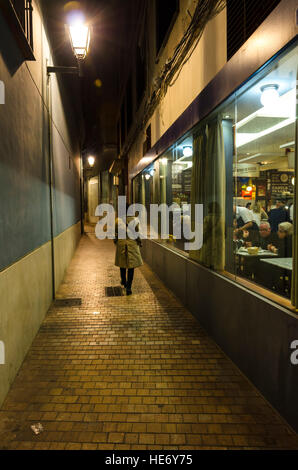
[268,199,291,232]
[268,222,293,257]
[234,205,259,246]
[257,222,278,250]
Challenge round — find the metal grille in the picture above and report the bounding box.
[227,0,281,61]
[105,286,124,297]
[11,0,33,50]
[54,298,82,307]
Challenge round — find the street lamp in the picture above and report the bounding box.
[67,22,91,60]
[88,156,95,167]
[47,15,91,77]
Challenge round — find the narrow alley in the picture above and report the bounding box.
[0,229,297,450]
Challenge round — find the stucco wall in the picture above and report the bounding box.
[0,1,82,406]
[54,222,81,292]
[128,3,227,177]
[0,1,81,270]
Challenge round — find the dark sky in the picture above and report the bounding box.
[40,0,143,170]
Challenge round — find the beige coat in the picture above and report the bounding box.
[114,217,143,269]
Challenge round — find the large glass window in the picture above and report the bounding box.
[132,42,297,306]
[233,44,296,300]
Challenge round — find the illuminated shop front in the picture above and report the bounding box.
[133,41,297,307]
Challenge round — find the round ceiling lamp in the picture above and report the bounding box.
[260,84,279,108]
[183,146,193,157]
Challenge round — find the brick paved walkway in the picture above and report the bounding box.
[1,230,298,450]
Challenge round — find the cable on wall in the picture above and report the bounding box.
[122,0,226,157]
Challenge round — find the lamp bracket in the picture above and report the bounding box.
[47,66,79,75]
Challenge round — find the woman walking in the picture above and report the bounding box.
[114,210,143,295]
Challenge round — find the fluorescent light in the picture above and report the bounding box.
[236,117,295,148]
[236,88,296,148]
[238,153,262,162]
[280,141,295,149]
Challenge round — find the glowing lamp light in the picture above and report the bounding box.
[292,177,295,186]
[144,174,151,180]
[246,186,252,192]
[88,156,95,167]
[260,84,279,108]
[67,20,91,60]
[183,146,193,157]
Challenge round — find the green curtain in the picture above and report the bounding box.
[189,119,226,271]
[291,82,298,309]
[160,161,167,204]
[141,175,146,206]
[153,160,160,204]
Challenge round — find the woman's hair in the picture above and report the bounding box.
[251,201,262,213]
[278,222,293,236]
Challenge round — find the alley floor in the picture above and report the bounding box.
[0,229,298,450]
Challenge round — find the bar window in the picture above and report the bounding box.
[233,44,297,301]
[133,41,297,309]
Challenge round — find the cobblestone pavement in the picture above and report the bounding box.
[1,230,298,450]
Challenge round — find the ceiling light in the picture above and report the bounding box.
[260,84,279,108]
[183,146,193,157]
[145,174,151,180]
[238,153,262,162]
[280,141,295,149]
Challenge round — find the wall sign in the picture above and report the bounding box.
[233,163,260,178]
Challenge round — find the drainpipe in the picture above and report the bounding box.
[46,61,56,300]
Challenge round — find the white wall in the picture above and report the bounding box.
[128,2,227,178]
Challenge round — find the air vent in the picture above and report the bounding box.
[105,286,123,297]
[54,298,82,307]
[227,0,281,61]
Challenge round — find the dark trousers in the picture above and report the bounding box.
[120,268,134,288]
